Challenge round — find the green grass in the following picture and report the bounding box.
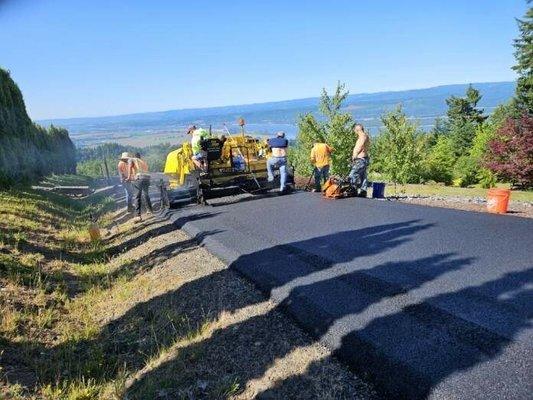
[0,180,125,398]
[0,179,216,399]
[40,174,95,188]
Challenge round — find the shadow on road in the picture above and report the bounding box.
[128,218,531,399]
[6,214,530,399]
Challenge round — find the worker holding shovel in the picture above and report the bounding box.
[310,141,334,192]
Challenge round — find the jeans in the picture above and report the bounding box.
[133,178,153,216]
[313,165,330,191]
[267,156,287,191]
[122,181,133,211]
[349,157,369,191]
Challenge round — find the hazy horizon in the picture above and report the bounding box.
[37,80,515,123]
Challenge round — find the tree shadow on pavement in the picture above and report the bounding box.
[259,267,532,399]
[124,219,472,399]
[127,217,531,399]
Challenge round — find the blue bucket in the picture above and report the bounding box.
[372,182,385,198]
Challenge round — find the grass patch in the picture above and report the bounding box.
[0,182,127,398]
[40,173,95,188]
[0,182,211,398]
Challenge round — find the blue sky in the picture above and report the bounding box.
[0,0,528,119]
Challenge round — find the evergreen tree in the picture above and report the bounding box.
[290,82,355,176]
[512,3,533,114]
[371,106,425,185]
[445,85,486,126]
[444,85,487,156]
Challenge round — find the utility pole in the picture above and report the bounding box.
[103,158,110,183]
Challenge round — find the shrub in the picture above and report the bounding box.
[290,82,355,177]
[485,115,533,189]
[371,106,426,184]
[453,156,479,187]
[424,136,455,184]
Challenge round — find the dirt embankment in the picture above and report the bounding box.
[1,187,376,399]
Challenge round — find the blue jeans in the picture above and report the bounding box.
[314,165,330,191]
[349,157,369,191]
[122,181,133,210]
[267,157,287,191]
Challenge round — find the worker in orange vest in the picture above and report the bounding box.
[127,152,153,222]
[117,152,134,212]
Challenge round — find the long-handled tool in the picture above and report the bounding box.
[304,168,316,191]
[223,123,262,190]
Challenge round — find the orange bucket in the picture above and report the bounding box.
[486,188,511,214]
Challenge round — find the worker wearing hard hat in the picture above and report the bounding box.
[118,152,134,212]
[187,125,210,172]
[267,131,289,194]
[310,141,334,192]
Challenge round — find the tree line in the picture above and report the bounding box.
[77,142,174,178]
[290,5,532,189]
[0,68,76,186]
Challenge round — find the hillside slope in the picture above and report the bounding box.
[0,68,76,184]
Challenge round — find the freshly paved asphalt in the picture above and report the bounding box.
[173,191,532,399]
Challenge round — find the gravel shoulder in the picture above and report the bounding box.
[388,195,533,218]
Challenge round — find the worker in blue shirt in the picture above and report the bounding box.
[267,131,289,194]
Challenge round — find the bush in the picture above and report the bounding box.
[478,169,497,189]
[424,136,455,184]
[453,156,479,187]
[290,83,355,177]
[371,106,426,184]
[485,115,533,189]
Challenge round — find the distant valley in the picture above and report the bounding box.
[38,81,515,147]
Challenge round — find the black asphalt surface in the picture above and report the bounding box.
[173,191,532,399]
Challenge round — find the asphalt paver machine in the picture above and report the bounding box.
[164,125,293,205]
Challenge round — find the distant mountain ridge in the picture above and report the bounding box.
[39,81,515,146]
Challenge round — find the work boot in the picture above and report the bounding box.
[357,190,367,198]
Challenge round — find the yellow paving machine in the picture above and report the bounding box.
[164,123,293,205]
